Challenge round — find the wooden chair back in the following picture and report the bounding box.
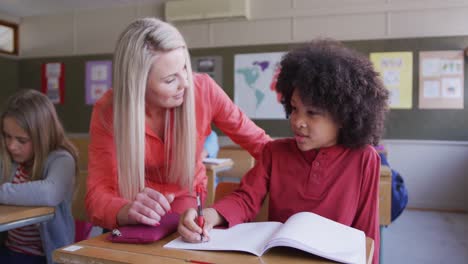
[72,170,89,222]
[69,135,89,171]
[69,135,90,222]
[217,146,255,180]
[214,182,269,222]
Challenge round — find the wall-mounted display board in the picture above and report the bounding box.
[370,52,413,109]
[419,50,464,109]
[41,62,65,104]
[0,56,19,104]
[85,60,112,105]
[19,54,112,133]
[190,36,468,141]
[191,56,223,86]
[234,52,285,119]
[14,36,468,141]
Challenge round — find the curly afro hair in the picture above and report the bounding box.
[276,39,389,148]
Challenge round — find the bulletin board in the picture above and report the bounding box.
[15,36,468,141]
[190,36,468,141]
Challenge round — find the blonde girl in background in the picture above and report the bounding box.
[0,89,78,264]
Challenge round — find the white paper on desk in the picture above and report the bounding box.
[164,222,281,256]
[202,158,232,165]
[164,212,366,264]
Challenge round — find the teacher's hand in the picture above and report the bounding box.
[117,188,175,226]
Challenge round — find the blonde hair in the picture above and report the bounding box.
[0,89,78,182]
[113,17,196,200]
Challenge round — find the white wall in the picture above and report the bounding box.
[18,0,468,57]
[20,3,164,57]
[384,140,468,212]
[0,11,20,24]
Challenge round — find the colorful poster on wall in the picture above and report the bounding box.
[234,52,285,119]
[41,62,65,104]
[85,60,112,105]
[370,52,413,109]
[419,51,464,109]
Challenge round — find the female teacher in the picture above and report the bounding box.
[85,17,271,229]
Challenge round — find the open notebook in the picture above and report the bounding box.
[164,212,366,264]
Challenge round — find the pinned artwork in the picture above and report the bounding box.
[370,52,413,109]
[85,61,112,105]
[419,51,464,109]
[41,62,65,104]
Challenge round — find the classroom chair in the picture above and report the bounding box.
[216,146,255,182]
[68,136,89,171]
[214,182,268,222]
[72,170,93,242]
[69,135,94,242]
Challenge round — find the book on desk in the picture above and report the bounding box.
[164,211,366,264]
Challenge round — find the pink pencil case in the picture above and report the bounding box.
[107,212,179,244]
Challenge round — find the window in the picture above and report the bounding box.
[0,20,18,55]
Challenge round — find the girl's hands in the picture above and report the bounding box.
[117,188,175,226]
[178,207,224,243]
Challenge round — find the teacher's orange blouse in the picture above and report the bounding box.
[85,73,271,229]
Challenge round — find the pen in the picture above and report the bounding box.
[186,260,214,264]
[195,184,205,242]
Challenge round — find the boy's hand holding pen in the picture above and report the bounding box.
[195,185,205,242]
[177,185,226,243]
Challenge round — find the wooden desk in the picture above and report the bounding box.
[204,159,234,207]
[54,233,374,264]
[69,134,89,171]
[0,205,55,232]
[379,166,392,226]
[378,165,392,264]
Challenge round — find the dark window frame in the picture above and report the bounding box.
[0,19,19,56]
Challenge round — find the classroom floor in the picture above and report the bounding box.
[381,209,468,264]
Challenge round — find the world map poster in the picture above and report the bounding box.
[234,52,286,119]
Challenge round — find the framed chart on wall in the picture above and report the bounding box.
[419,50,464,109]
[370,52,413,109]
[41,62,65,104]
[192,56,223,86]
[85,60,112,105]
[234,52,285,119]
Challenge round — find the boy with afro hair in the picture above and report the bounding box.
[179,39,389,264]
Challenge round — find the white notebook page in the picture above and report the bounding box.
[164,221,282,256]
[266,212,365,264]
